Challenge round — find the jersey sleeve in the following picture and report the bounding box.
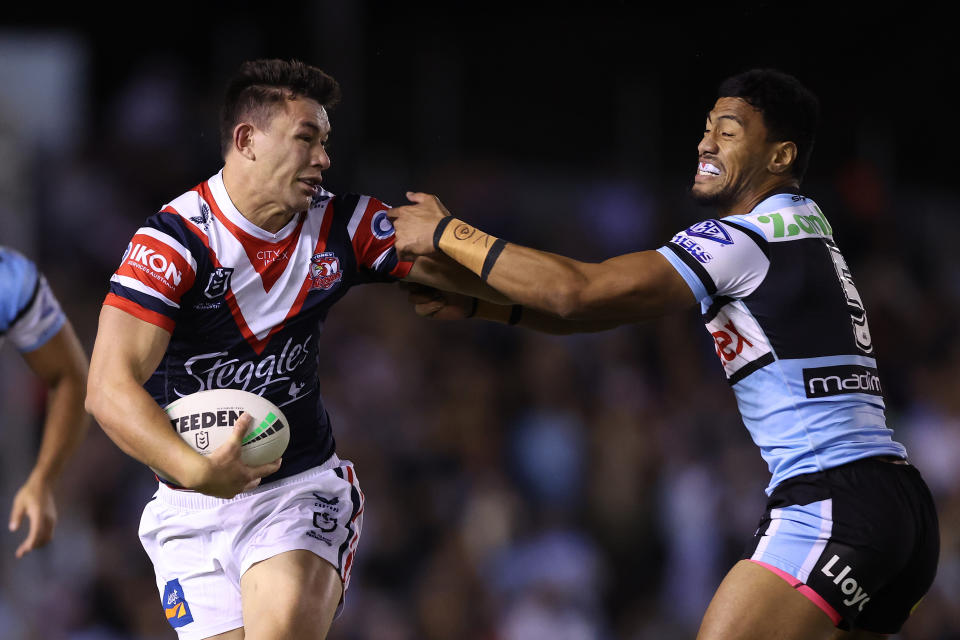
[656,218,771,303]
[104,212,199,332]
[345,196,413,281]
[0,248,67,352]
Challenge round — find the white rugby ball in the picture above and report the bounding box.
[155,389,290,480]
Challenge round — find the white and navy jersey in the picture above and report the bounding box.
[104,171,412,484]
[657,193,906,493]
[0,247,66,353]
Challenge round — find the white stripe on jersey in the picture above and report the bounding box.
[370,247,393,272]
[346,196,371,241]
[135,227,198,274]
[204,199,332,342]
[110,274,181,309]
[797,499,833,583]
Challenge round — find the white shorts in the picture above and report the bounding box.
[138,455,364,639]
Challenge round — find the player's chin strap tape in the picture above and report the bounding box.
[433,217,507,282]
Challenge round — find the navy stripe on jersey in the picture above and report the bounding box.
[743,238,866,360]
[722,219,769,258]
[3,273,40,336]
[703,295,736,324]
[664,242,717,296]
[729,352,776,385]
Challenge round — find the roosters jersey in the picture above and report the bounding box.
[0,246,66,353]
[657,193,906,493]
[104,171,411,484]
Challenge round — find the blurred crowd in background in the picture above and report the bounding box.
[1,5,957,639]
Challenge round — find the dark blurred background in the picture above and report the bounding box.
[1,3,958,639]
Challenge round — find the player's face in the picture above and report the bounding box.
[252,97,331,214]
[692,97,774,209]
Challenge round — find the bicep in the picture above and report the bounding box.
[90,305,171,385]
[576,250,697,320]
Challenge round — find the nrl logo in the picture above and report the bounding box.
[195,431,210,450]
[204,267,234,299]
[309,252,342,291]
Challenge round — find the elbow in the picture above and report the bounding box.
[84,368,111,424]
[545,280,589,320]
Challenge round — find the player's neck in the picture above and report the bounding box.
[719,177,801,216]
[221,164,297,233]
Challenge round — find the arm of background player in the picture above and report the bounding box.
[404,254,512,304]
[391,192,696,322]
[405,284,623,335]
[85,307,280,498]
[9,321,89,558]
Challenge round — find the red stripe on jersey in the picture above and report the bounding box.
[351,197,396,269]
[116,233,196,302]
[198,182,307,292]
[226,209,335,355]
[392,258,414,279]
[103,293,176,332]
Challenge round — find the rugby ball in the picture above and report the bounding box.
[155,389,290,480]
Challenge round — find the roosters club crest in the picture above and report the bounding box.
[310,252,342,290]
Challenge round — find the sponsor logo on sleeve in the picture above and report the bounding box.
[686,220,733,245]
[802,365,883,398]
[122,240,186,291]
[162,579,194,628]
[371,210,395,240]
[671,234,713,263]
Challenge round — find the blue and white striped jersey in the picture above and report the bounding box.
[0,247,66,353]
[657,193,906,493]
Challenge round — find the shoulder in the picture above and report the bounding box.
[0,247,40,330]
[728,194,833,244]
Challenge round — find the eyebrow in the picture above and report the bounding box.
[707,113,744,126]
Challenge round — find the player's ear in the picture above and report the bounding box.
[768,141,797,176]
[233,123,257,161]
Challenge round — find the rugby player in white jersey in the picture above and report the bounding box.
[85,59,518,640]
[1,247,89,558]
[389,69,939,639]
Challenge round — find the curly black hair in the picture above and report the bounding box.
[220,59,341,158]
[719,69,820,180]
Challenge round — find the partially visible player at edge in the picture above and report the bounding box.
[85,59,512,640]
[1,246,89,559]
[389,69,939,639]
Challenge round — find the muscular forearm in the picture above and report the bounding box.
[86,377,205,487]
[433,218,688,321]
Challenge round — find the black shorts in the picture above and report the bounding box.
[742,456,939,633]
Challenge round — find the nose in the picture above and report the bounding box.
[698,130,718,157]
[314,145,331,170]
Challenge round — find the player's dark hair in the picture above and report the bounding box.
[220,59,341,158]
[718,69,820,180]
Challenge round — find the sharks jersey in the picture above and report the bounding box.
[0,247,66,353]
[657,193,906,493]
[104,171,411,484]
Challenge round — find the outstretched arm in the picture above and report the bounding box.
[404,283,623,335]
[391,192,696,322]
[10,321,89,558]
[85,306,281,498]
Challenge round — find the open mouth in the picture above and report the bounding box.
[299,177,322,190]
[697,162,721,177]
